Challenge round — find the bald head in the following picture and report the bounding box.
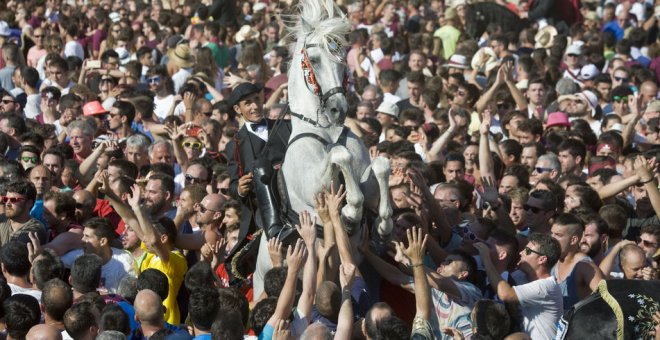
[316,281,341,319]
[134,289,164,324]
[27,324,63,340]
[301,323,332,340]
[202,193,225,212]
[73,190,95,206]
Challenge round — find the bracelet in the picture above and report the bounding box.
[411,263,423,268]
[641,177,655,184]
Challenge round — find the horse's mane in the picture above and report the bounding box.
[284,0,351,61]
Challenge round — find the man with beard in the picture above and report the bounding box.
[0,180,46,246]
[525,79,547,119]
[59,217,137,293]
[175,193,225,258]
[558,90,601,134]
[143,173,176,220]
[42,148,65,188]
[577,213,609,265]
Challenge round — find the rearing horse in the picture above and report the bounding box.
[281,0,393,241]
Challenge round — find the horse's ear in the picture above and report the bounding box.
[301,17,313,35]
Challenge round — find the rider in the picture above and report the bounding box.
[224,82,293,244]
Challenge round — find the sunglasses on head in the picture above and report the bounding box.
[523,204,543,214]
[1,196,25,204]
[182,141,203,149]
[613,96,628,103]
[21,156,39,164]
[524,246,544,256]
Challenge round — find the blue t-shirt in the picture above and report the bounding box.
[258,324,275,340]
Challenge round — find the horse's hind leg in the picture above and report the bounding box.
[370,156,393,238]
[329,146,364,228]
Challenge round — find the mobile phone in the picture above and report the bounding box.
[187,126,201,137]
[87,60,101,69]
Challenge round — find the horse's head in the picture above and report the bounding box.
[288,0,351,126]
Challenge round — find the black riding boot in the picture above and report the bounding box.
[253,159,297,244]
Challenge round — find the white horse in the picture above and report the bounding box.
[281,0,393,240]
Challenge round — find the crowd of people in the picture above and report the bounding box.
[0,0,659,339]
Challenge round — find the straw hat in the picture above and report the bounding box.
[534,25,558,49]
[471,47,498,73]
[443,54,469,69]
[235,25,260,43]
[168,44,194,68]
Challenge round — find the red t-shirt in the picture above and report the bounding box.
[94,199,123,234]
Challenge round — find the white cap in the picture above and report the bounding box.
[580,64,600,81]
[376,102,400,118]
[252,2,267,12]
[0,21,10,37]
[109,12,121,23]
[565,44,582,56]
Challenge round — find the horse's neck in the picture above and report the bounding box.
[290,116,345,141]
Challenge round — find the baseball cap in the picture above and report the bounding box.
[0,21,9,37]
[579,64,600,81]
[546,112,571,129]
[83,101,109,116]
[565,44,582,56]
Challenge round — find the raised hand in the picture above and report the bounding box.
[268,237,284,267]
[286,239,307,273]
[295,210,317,248]
[237,173,254,197]
[338,263,356,289]
[98,170,110,194]
[183,91,197,110]
[127,184,141,208]
[314,192,331,223]
[480,176,499,206]
[635,155,654,183]
[393,241,411,266]
[480,110,491,136]
[403,227,428,265]
[325,182,346,218]
[26,232,43,264]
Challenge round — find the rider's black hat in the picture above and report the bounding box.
[228,82,264,106]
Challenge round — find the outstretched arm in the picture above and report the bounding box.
[266,240,307,327]
[475,243,518,303]
[296,211,318,322]
[327,184,363,278]
[127,184,170,263]
[335,264,355,340]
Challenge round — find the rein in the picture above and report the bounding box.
[292,40,348,128]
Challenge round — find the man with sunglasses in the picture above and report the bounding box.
[0,180,47,246]
[530,154,560,186]
[475,232,563,339]
[638,224,660,260]
[523,189,557,235]
[0,90,20,114]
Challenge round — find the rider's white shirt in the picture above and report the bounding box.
[246,122,268,142]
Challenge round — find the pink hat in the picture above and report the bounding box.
[83,101,108,117]
[546,112,571,128]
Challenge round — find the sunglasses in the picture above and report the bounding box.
[218,188,229,195]
[523,204,543,214]
[182,141,203,149]
[202,111,213,117]
[524,246,544,256]
[1,99,15,104]
[21,156,39,164]
[185,174,206,184]
[148,76,161,84]
[567,54,579,58]
[534,167,553,173]
[34,35,44,38]
[1,196,25,204]
[614,76,629,82]
[75,203,87,209]
[613,96,628,103]
[639,239,659,248]
[197,203,218,213]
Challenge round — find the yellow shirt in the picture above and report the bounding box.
[140,249,188,325]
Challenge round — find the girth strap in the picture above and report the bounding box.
[287,126,350,148]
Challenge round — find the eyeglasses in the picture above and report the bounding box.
[1,99,15,104]
[34,35,44,38]
[185,174,206,184]
[523,204,543,214]
[182,141,203,149]
[534,167,553,173]
[1,196,25,205]
[148,76,161,84]
[614,76,629,82]
[21,156,39,164]
[524,246,544,256]
[639,239,659,248]
[613,96,628,103]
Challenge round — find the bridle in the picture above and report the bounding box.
[290,38,348,128]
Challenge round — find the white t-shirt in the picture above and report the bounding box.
[8,282,42,301]
[513,276,564,340]
[154,95,176,122]
[61,248,137,294]
[172,68,192,94]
